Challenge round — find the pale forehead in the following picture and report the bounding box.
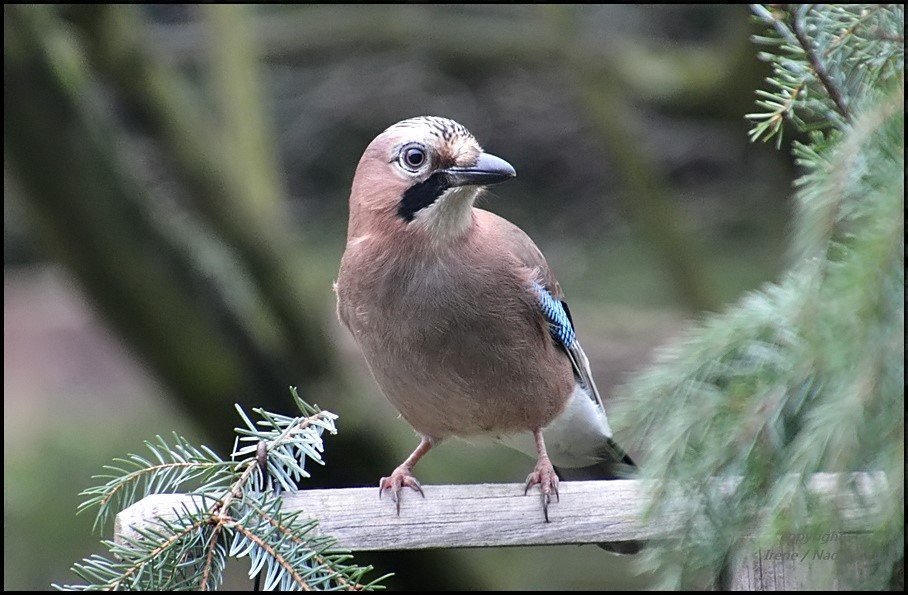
[382,116,478,146]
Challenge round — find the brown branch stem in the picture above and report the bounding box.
[791,7,852,123]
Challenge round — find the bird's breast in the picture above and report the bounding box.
[337,245,574,439]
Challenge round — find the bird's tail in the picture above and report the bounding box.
[555,438,642,555]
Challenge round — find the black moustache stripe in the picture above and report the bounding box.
[397,172,450,222]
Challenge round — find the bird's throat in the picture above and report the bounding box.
[410,186,479,245]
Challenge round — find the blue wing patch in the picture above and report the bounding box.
[532,282,576,348]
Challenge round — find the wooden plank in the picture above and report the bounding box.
[116,473,887,553]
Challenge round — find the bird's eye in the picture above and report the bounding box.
[400,145,427,171]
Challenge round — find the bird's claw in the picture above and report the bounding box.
[378,466,424,514]
[524,457,560,522]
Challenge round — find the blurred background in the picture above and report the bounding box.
[5,4,797,590]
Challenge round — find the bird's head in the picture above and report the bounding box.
[347,116,516,244]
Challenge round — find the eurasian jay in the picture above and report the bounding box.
[335,116,635,531]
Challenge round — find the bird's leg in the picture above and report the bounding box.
[524,429,560,522]
[379,436,433,514]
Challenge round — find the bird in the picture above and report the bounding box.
[334,116,637,547]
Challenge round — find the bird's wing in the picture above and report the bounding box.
[531,282,636,467]
[530,283,603,408]
[483,210,604,405]
[479,209,634,467]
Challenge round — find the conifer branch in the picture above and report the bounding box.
[618,5,904,589]
[790,6,852,123]
[747,4,903,144]
[57,388,388,591]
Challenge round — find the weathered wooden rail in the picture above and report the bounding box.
[116,472,890,590]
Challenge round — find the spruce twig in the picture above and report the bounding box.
[56,388,388,591]
[790,5,852,123]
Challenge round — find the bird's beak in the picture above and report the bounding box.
[444,152,516,187]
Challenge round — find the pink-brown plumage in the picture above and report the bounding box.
[338,207,574,439]
[334,117,635,536]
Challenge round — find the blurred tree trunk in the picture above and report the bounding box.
[538,4,724,312]
[202,4,286,220]
[5,5,289,443]
[576,74,721,312]
[64,4,331,383]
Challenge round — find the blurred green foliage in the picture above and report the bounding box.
[620,4,904,589]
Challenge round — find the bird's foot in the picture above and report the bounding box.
[524,456,560,522]
[378,465,425,514]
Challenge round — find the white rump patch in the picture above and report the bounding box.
[496,383,614,468]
